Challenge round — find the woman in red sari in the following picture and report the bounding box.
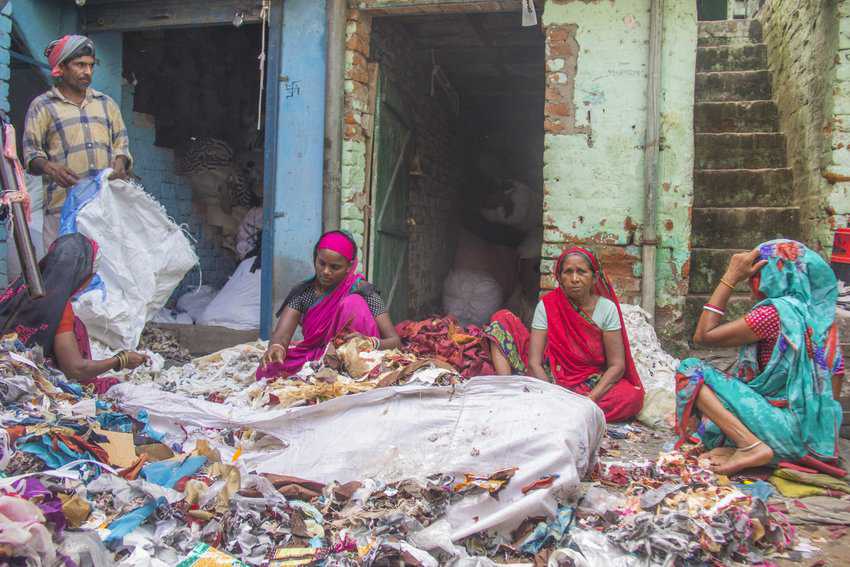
[486,246,644,422]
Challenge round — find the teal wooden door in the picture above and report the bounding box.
[369,71,411,323]
[697,0,727,20]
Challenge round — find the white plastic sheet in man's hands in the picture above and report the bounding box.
[109,375,605,541]
[69,173,198,350]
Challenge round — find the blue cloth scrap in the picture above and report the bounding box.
[141,455,207,489]
[136,410,166,443]
[96,412,134,433]
[18,435,90,469]
[520,505,575,555]
[735,480,775,502]
[56,381,83,398]
[104,498,161,545]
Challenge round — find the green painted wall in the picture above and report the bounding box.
[341,1,698,342]
[541,0,697,339]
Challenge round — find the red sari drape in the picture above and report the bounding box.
[544,246,644,421]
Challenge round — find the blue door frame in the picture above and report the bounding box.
[260,0,328,338]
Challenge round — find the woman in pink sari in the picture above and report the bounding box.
[486,246,644,422]
[259,231,401,378]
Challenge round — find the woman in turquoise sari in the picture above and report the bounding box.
[676,240,844,476]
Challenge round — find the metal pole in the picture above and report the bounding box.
[0,123,44,299]
[322,0,346,231]
[641,0,663,321]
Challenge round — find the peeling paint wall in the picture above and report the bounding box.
[541,1,697,341]
[341,9,372,253]
[341,0,697,343]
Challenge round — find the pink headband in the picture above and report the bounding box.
[316,232,355,262]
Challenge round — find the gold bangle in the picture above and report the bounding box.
[118,351,129,371]
[719,278,737,290]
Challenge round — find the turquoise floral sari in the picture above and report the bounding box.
[675,240,843,464]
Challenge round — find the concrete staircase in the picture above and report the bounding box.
[686,19,799,332]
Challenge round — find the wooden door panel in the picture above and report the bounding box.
[370,72,410,323]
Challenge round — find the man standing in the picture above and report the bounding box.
[23,35,132,250]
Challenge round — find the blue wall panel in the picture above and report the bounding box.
[261,0,327,337]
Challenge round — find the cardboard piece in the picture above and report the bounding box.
[95,428,137,468]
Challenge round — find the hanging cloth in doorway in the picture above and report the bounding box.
[522,0,538,27]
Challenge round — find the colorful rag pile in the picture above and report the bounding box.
[769,468,850,498]
[396,316,494,378]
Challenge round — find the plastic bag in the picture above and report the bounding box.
[60,170,198,349]
[636,388,676,430]
[196,259,260,330]
[176,286,218,323]
[443,269,503,327]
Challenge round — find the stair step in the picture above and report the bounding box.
[691,207,800,248]
[695,101,779,133]
[693,168,793,207]
[684,295,754,334]
[698,19,763,47]
[695,70,772,102]
[695,133,786,169]
[697,44,768,72]
[689,248,749,294]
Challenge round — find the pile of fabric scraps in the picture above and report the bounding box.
[396,316,494,378]
[138,324,192,364]
[580,448,798,565]
[127,341,266,403]
[620,304,680,430]
[244,335,463,409]
[769,466,850,498]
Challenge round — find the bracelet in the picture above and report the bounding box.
[113,350,128,371]
[702,304,725,316]
[719,277,737,290]
[371,337,381,350]
[268,343,285,352]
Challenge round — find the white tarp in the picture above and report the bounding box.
[109,375,605,541]
[61,171,198,350]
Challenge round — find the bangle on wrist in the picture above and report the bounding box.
[702,303,725,316]
[719,277,737,290]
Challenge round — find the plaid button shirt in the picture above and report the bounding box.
[23,87,131,215]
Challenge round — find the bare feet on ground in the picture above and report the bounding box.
[700,447,735,467]
[710,443,774,476]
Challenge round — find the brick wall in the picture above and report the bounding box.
[119,83,236,295]
[825,2,850,235]
[340,8,372,252]
[758,0,843,253]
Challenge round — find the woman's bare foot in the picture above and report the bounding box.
[710,443,774,476]
[700,447,735,467]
